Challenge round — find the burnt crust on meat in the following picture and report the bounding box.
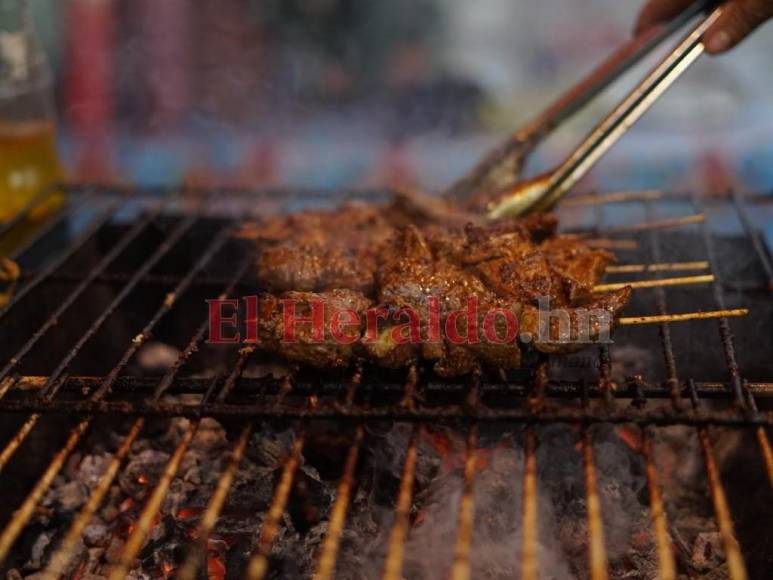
[244,199,630,376]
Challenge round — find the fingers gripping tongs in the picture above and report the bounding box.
[486,0,723,219]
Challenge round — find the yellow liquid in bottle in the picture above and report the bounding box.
[0,120,62,217]
[0,120,64,254]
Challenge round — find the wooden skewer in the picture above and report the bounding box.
[619,308,748,325]
[599,213,704,235]
[606,261,709,273]
[593,274,714,292]
[564,190,663,206]
[586,238,638,250]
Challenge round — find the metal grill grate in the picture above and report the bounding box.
[0,185,771,579]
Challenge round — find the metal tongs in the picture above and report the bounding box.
[486,0,723,219]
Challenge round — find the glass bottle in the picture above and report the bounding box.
[0,0,62,225]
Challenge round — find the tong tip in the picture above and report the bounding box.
[486,173,552,220]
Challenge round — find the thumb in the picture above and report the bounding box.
[704,0,773,53]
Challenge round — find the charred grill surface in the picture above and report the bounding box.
[0,186,771,580]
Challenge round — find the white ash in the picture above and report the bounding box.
[609,344,655,383]
[136,342,181,372]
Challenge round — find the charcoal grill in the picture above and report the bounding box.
[0,184,771,579]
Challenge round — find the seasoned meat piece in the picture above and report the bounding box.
[462,226,557,304]
[250,202,389,244]
[460,221,616,306]
[258,242,379,293]
[540,235,616,302]
[464,213,558,245]
[519,287,631,354]
[368,226,524,376]
[253,202,395,293]
[258,289,372,368]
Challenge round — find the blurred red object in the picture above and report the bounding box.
[697,150,735,194]
[64,0,115,180]
[234,141,279,188]
[140,0,190,131]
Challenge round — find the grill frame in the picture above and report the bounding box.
[0,184,771,579]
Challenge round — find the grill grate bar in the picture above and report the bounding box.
[0,188,57,239]
[582,428,609,580]
[379,368,421,580]
[401,365,419,408]
[755,425,773,486]
[57,182,773,204]
[2,397,771,425]
[450,425,478,580]
[519,356,549,578]
[731,191,773,289]
[14,269,254,289]
[178,423,253,580]
[583,196,610,580]
[313,424,365,580]
[0,412,39,474]
[8,375,773,398]
[246,432,307,580]
[692,194,746,407]
[381,424,421,580]
[0,196,119,321]
[4,190,99,262]
[641,428,676,579]
[697,425,748,580]
[689,377,748,579]
[745,383,773,486]
[153,264,255,400]
[520,428,538,580]
[644,200,682,410]
[309,368,366,580]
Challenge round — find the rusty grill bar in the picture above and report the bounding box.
[0,185,771,578]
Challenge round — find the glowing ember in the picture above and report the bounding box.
[161,560,175,578]
[207,553,226,580]
[615,425,642,451]
[177,506,203,520]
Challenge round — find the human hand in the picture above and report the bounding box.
[634,0,773,53]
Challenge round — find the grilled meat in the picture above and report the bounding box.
[247,192,558,296]
[253,203,394,293]
[252,213,630,376]
[258,288,372,368]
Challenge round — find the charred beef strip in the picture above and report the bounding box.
[247,192,558,296]
[252,217,630,376]
[253,203,393,293]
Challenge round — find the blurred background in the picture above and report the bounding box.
[15,0,773,192]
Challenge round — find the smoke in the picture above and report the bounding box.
[335,422,659,580]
